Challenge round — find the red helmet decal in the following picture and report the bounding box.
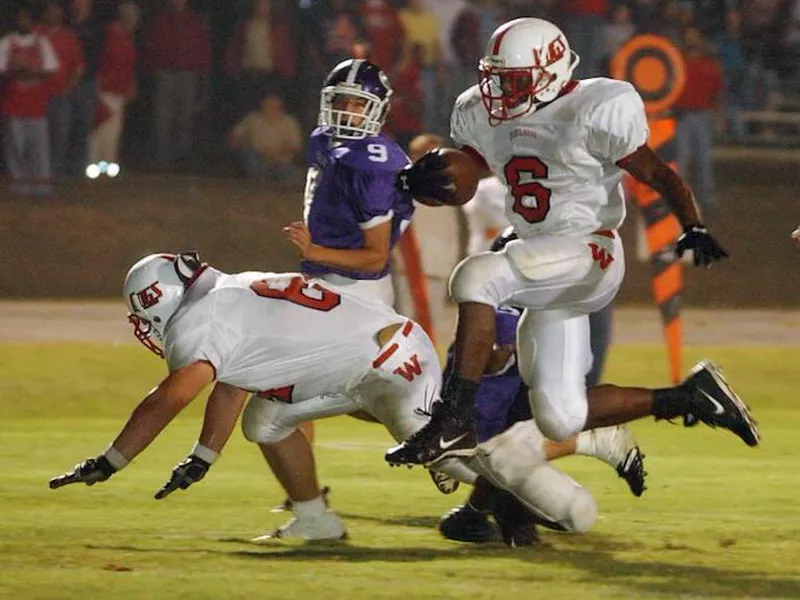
[135,282,163,310]
[532,36,566,68]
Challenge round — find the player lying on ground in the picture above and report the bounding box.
[387,17,759,469]
[50,253,637,541]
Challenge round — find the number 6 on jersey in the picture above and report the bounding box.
[504,156,552,224]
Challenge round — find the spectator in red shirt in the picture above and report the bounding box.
[674,25,724,215]
[144,0,211,170]
[0,5,59,195]
[88,1,139,170]
[38,1,86,178]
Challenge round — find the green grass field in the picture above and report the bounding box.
[2,343,799,600]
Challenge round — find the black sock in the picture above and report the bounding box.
[651,386,693,420]
[442,372,479,412]
[467,478,502,513]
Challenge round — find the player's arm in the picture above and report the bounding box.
[154,382,249,500]
[618,145,728,267]
[617,144,701,227]
[49,361,215,491]
[284,219,393,274]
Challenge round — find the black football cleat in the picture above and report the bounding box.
[385,401,476,467]
[439,505,501,543]
[491,491,541,547]
[683,361,760,447]
[616,446,647,498]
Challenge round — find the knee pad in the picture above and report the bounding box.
[529,383,588,442]
[474,421,597,533]
[241,395,295,444]
[448,251,510,307]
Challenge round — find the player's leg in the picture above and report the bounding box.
[519,308,759,446]
[359,320,481,489]
[473,420,598,535]
[242,393,357,541]
[586,302,614,387]
[386,234,615,466]
[385,251,518,466]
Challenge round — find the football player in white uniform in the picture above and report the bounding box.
[49,252,625,542]
[388,18,759,468]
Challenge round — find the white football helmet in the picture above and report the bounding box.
[478,18,580,124]
[122,252,205,357]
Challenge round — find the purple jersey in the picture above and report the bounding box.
[301,127,414,280]
[444,306,528,442]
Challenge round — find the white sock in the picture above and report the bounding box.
[574,430,597,457]
[293,494,327,519]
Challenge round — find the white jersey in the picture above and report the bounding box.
[451,78,649,239]
[463,175,511,254]
[163,269,403,402]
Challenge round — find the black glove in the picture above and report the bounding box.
[154,454,211,500]
[395,149,454,203]
[676,224,729,267]
[49,456,117,489]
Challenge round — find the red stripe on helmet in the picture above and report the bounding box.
[492,21,516,55]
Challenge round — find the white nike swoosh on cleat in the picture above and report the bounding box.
[699,389,726,415]
[622,449,638,472]
[439,433,469,450]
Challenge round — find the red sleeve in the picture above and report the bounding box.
[459,144,489,171]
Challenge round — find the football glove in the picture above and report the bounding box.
[676,224,729,267]
[395,149,454,203]
[154,454,211,500]
[49,456,117,489]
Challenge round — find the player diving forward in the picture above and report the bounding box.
[388,17,759,468]
[51,253,638,541]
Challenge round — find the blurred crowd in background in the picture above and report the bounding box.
[1,0,799,195]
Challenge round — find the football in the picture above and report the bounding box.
[416,148,480,207]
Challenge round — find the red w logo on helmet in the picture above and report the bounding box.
[532,36,566,67]
[135,282,163,309]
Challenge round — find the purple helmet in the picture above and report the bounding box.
[318,58,393,140]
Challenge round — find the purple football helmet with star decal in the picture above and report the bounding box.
[318,58,393,140]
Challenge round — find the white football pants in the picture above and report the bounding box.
[449,231,625,440]
[241,320,478,484]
